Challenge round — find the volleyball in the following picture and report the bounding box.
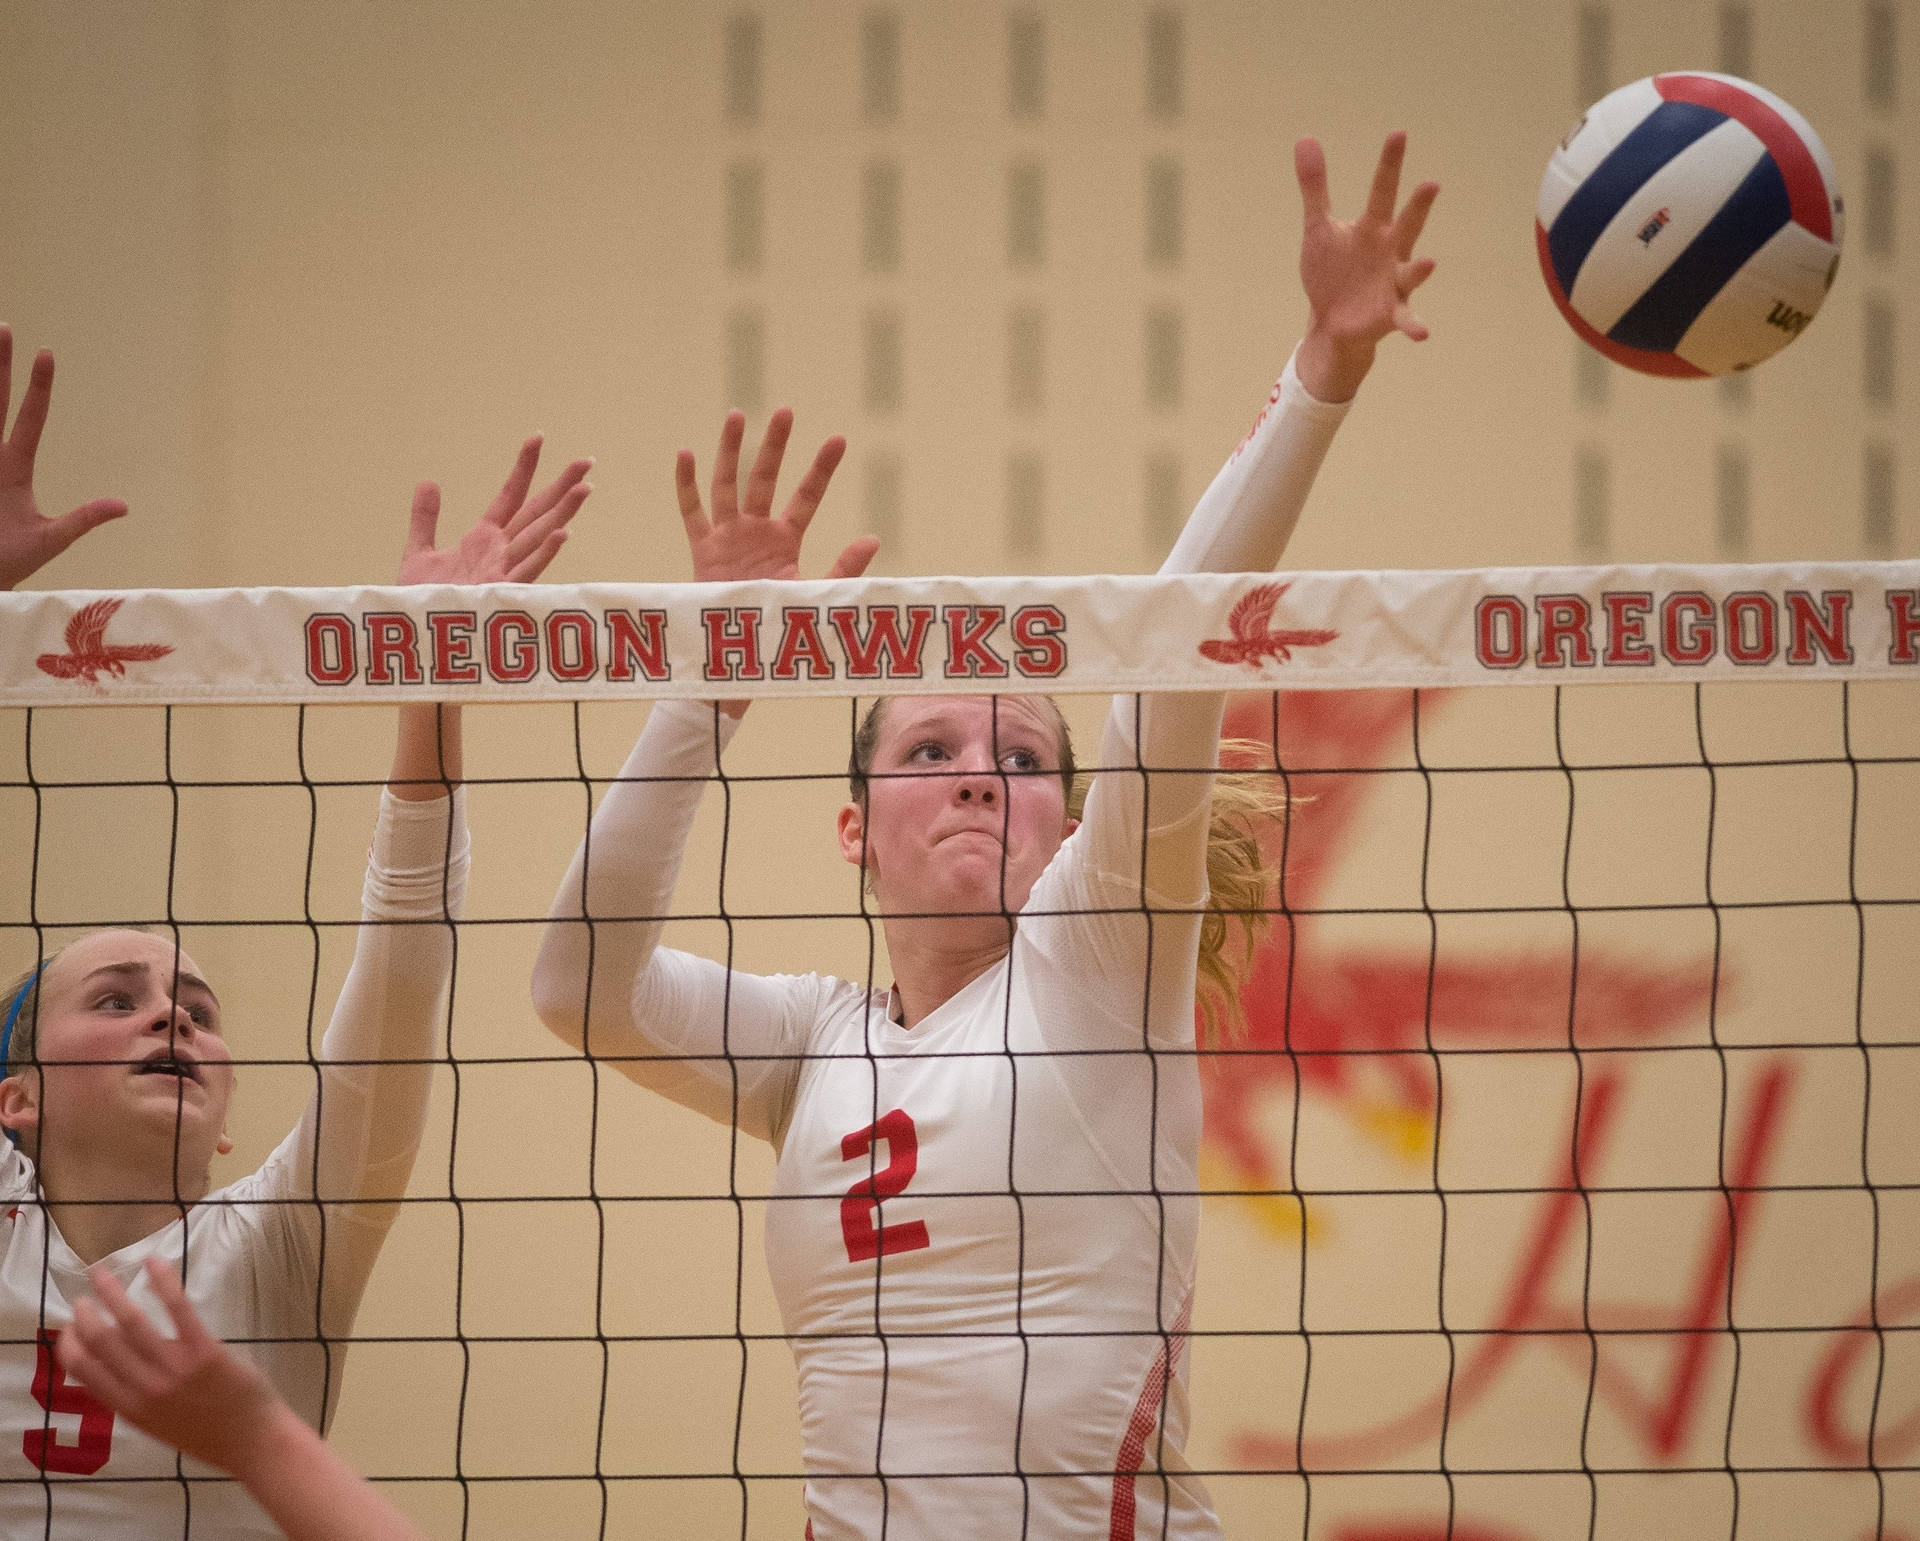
[1536,72,1844,377]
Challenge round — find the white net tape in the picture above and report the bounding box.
[3,562,1917,707]
[0,565,1915,1540]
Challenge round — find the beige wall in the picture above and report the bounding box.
[2,3,1915,1538]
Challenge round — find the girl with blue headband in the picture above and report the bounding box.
[0,406,590,1536]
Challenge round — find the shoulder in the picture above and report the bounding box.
[181,1177,319,1320]
[788,971,883,1036]
[761,971,886,1054]
[197,1127,314,1251]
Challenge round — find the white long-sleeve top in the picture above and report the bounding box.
[0,789,468,1539]
[535,354,1348,1539]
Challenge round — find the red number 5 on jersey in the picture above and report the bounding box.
[26,1330,115,1474]
[840,1109,932,1264]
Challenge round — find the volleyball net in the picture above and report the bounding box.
[1,562,1915,1541]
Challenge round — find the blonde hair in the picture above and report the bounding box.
[850,701,1289,1046]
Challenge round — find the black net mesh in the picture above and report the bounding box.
[0,677,1914,1540]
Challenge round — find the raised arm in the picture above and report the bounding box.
[269,436,590,1331]
[532,411,872,1140]
[0,327,129,589]
[61,1261,428,1541]
[1078,133,1439,894]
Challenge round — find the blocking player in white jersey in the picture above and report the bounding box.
[533,133,1437,1539]
[0,430,589,1537]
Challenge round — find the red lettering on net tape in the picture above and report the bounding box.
[1,564,1915,706]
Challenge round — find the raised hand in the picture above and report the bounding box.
[1293,133,1440,402]
[675,408,874,584]
[0,327,129,590]
[400,434,592,586]
[389,435,588,798]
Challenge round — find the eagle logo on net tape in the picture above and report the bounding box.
[34,597,173,689]
[1197,581,1339,669]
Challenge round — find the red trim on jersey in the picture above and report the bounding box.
[1533,221,1710,378]
[1654,73,1833,240]
[1109,1294,1194,1540]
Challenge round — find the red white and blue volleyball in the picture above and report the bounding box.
[1536,72,1844,378]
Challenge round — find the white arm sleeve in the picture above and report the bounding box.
[531,700,811,1143]
[254,788,468,1331]
[1028,349,1350,1036]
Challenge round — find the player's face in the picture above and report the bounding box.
[840,696,1074,921]
[8,930,235,1179]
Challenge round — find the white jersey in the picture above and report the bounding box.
[536,355,1347,1539]
[0,790,467,1539]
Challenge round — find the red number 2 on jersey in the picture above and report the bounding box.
[26,1330,115,1474]
[840,1108,932,1263]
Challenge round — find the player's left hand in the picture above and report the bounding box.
[1294,132,1440,402]
[400,434,592,585]
[0,327,129,591]
[675,409,874,585]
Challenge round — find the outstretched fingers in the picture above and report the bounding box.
[405,482,442,564]
[674,448,708,544]
[1364,130,1408,226]
[1293,137,1332,226]
[680,408,853,582]
[505,477,590,573]
[482,435,545,529]
[141,1258,217,1355]
[1392,303,1431,344]
[503,456,592,540]
[0,327,12,437]
[62,1270,170,1408]
[1392,178,1441,260]
[42,498,128,561]
[709,411,747,522]
[508,529,570,583]
[742,407,795,519]
[1393,257,1438,341]
[824,534,881,579]
[781,434,847,538]
[94,1268,173,1365]
[57,1302,141,1410]
[7,350,56,462]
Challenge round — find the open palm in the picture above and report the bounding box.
[0,328,128,590]
[1294,133,1439,401]
[675,408,874,584]
[399,435,592,586]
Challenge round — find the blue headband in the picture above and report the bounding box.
[0,966,42,1074]
[0,966,44,1146]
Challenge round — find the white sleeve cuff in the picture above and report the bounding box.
[627,698,746,777]
[1277,343,1356,418]
[365,787,470,914]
